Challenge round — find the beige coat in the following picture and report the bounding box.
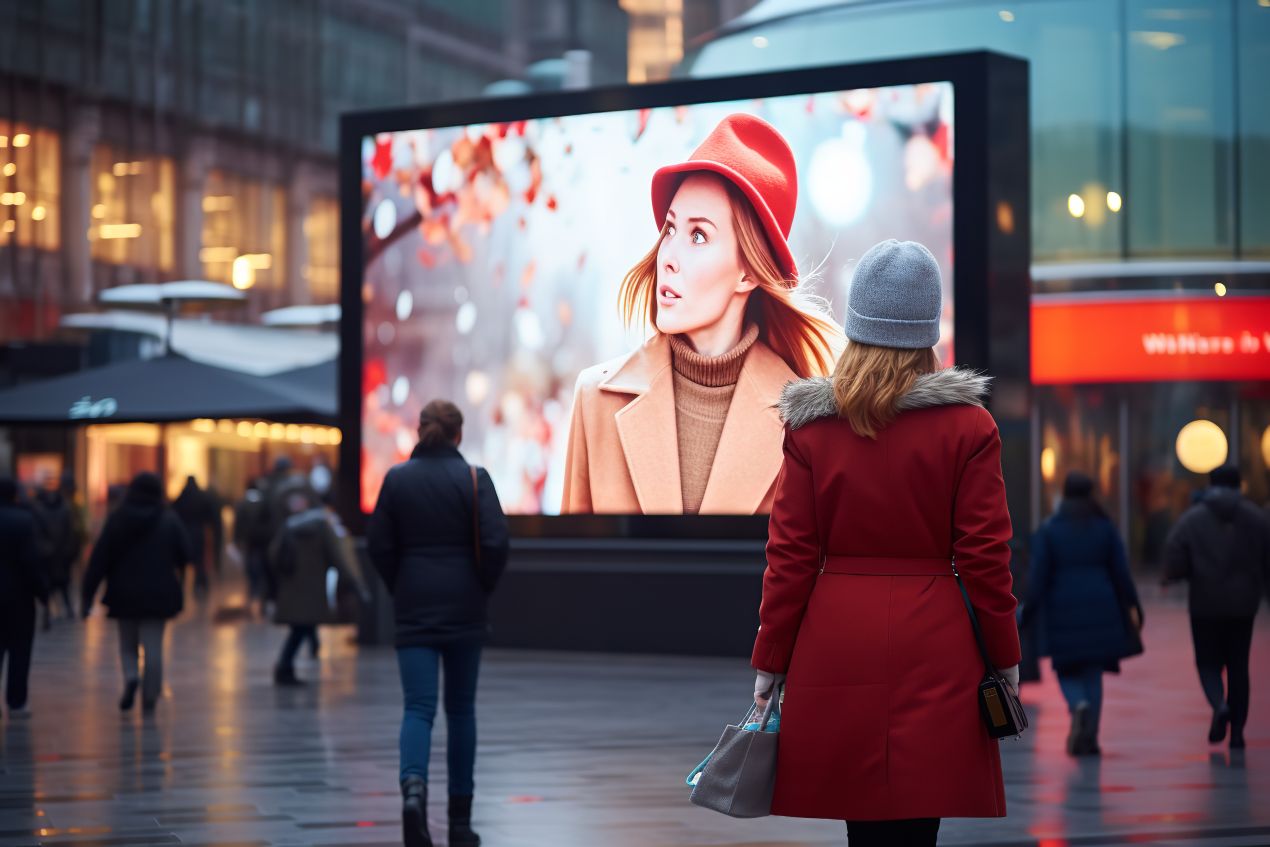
[561,333,797,514]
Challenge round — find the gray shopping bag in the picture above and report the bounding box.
[688,687,781,818]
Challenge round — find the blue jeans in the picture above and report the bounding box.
[397,641,483,794]
[1056,664,1104,735]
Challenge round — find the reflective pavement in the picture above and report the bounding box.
[0,585,1267,847]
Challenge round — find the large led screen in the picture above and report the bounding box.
[358,81,955,515]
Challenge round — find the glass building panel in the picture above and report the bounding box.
[0,123,60,251]
[200,170,286,295]
[687,0,1124,260]
[1237,0,1270,256]
[1037,385,1126,530]
[304,196,340,304]
[89,146,175,270]
[1126,0,1235,256]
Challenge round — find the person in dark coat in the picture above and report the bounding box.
[81,472,192,714]
[173,475,217,594]
[234,478,272,615]
[368,399,509,847]
[0,476,48,718]
[1021,471,1143,756]
[752,242,1019,845]
[267,484,365,686]
[1164,465,1270,751]
[29,480,80,624]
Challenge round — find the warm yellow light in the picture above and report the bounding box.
[1,162,13,176]
[192,418,216,433]
[314,428,331,446]
[1106,191,1123,212]
[1040,447,1057,483]
[1215,282,1227,297]
[199,246,238,263]
[231,255,255,290]
[10,191,23,205]
[202,195,234,212]
[1176,420,1228,474]
[100,223,142,239]
[999,9,1015,22]
[0,193,10,205]
[253,422,270,438]
[12,133,30,147]
[269,423,285,440]
[236,421,253,437]
[300,426,315,444]
[1262,426,1270,468]
[285,424,301,442]
[243,252,272,269]
[31,205,46,221]
[91,204,106,219]
[1067,194,1086,218]
[330,428,343,445]
[2,220,14,233]
[0,136,7,147]
[217,419,235,434]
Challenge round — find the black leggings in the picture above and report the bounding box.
[847,818,940,846]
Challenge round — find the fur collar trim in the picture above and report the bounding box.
[778,367,991,430]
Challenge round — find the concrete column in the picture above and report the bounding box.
[177,138,215,280]
[63,106,100,306]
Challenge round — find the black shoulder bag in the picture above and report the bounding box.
[951,557,1029,740]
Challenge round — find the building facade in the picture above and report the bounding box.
[688,0,1270,568]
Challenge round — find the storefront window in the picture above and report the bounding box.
[1126,0,1236,257]
[1237,0,1270,257]
[1037,385,1125,530]
[0,123,60,251]
[201,170,287,295]
[304,196,339,303]
[89,145,176,270]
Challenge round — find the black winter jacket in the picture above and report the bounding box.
[1164,487,1270,619]
[0,504,48,615]
[82,500,193,620]
[367,444,509,647]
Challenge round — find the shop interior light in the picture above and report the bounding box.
[231,255,255,290]
[1261,426,1270,468]
[99,223,142,239]
[31,205,45,221]
[269,423,285,440]
[236,421,253,437]
[1214,282,1227,297]
[1067,193,1085,218]
[1176,419,1227,474]
[1106,191,1122,212]
[12,133,30,147]
[91,204,106,219]
[253,421,269,438]
[1040,447,1057,482]
[2,162,14,176]
[0,136,7,147]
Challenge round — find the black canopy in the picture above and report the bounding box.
[0,354,334,425]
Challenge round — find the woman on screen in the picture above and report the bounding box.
[561,113,840,515]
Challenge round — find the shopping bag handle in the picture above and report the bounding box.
[685,684,783,788]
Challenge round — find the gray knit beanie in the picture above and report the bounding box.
[843,239,942,349]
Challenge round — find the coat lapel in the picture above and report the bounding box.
[601,335,683,513]
[699,341,795,514]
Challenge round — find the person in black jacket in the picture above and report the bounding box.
[368,399,509,847]
[81,472,193,714]
[1021,471,1143,756]
[1164,465,1270,751]
[1,476,48,719]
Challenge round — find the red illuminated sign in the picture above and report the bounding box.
[1031,295,1270,384]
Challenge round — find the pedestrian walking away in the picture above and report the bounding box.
[1021,471,1144,756]
[267,484,367,686]
[1164,464,1270,751]
[368,398,510,847]
[751,240,1021,846]
[0,476,49,719]
[28,476,81,625]
[81,472,193,714]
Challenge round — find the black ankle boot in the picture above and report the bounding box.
[401,776,432,847]
[119,680,139,712]
[449,795,481,846]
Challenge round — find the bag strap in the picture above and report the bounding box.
[951,557,997,675]
[469,465,482,578]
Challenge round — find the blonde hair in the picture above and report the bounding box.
[618,176,840,379]
[832,341,940,439]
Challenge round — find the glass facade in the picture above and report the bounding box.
[303,196,340,304]
[89,146,175,271]
[0,124,60,251]
[200,171,287,296]
[687,0,1270,263]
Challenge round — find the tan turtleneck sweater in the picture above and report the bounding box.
[669,323,760,515]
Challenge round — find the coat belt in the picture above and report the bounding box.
[821,555,953,576]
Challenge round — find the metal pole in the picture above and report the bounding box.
[1119,393,1131,554]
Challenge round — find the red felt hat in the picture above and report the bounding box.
[651,113,798,281]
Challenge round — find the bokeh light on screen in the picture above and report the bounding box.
[359,82,956,514]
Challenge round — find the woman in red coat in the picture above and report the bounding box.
[751,240,1021,846]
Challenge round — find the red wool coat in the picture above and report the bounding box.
[752,369,1021,822]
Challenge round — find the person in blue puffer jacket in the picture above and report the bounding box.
[1021,471,1143,756]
